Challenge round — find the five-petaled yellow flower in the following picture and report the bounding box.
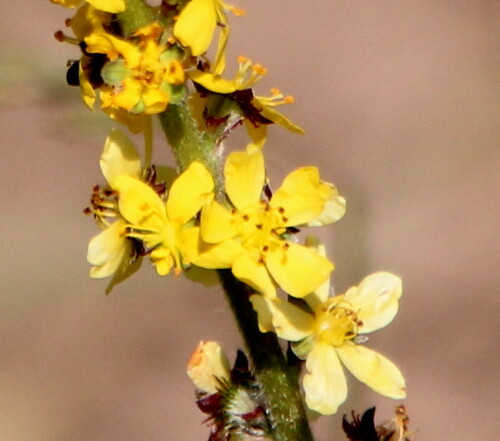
[199,144,346,298]
[87,129,144,285]
[113,161,215,276]
[84,23,186,115]
[251,272,406,415]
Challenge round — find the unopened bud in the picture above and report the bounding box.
[187,340,231,394]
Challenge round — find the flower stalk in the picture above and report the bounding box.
[51,0,410,438]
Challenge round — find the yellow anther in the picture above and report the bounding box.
[284,95,294,104]
[252,64,267,76]
[227,6,246,16]
[237,55,250,65]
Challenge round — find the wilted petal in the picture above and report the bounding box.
[271,167,333,226]
[337,343,406,399]
[100,129,141,186]
[303,342,347,415]
[250,295,315,341]
[344,272,403,333]
[266,242,333,298]
[166,162,214,225]
[225,144,265,211]
[232,251,276,298]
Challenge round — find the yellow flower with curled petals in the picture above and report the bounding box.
[114,161,215,276]
[50,0,125,14]
[250,272,406,415]
[199,144,345,298]
[84,23,186,115]
[87,129,143,289]
[173,0,244,75]
[189,57,304,145]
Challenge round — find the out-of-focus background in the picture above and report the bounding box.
[1,0,499,440]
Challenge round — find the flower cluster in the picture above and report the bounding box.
[51,0,408,434]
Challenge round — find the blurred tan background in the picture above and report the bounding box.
[1,0,499,440]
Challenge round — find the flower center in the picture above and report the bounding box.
[236,201,288,261]
[315,298,361,347]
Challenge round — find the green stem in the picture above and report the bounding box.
[160,102,314,441]
[218,270,314,441]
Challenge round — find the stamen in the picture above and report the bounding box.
[54,30,79,45]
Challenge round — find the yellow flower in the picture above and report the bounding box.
[199,144,345,298]
[113,161,215,276]
[173,0,244,75]
[187,340,231,394]
[50,0,125,14]
[189,57,304,145]
[250,272,406,415]
[84,23,186,115]
[87,129,143,288]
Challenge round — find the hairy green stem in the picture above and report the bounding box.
[218,270,314,441]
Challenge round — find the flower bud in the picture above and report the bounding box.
[187,340,231,394]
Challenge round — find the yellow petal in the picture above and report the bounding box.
[79,61,96,109]
[213,20,229,75]
[87,0,125,13]
[337,343,406,399]
[87,219,130,278]
[303,342,347,415]
[302,237,331,309]
[187,341,231,394]
[306,184,346,226]
[166,162,214,225]
[110,77,143,111]
[243,120,267,149]
[71,5,107,42]
[114,175,167,231]
[232,251,276,298]
[271,167,333,226]
[173,0,217,56]
[266,242,333,298]
[225,144,265,211]
[141,86,169,114]
[150,246,175,276]
[200,200,237,243]
[85,32,141,66]
[180,227,240,269]
[189,70,237,94]
[344,272,403,333]
[250,296,315,341]
[100,129,141,187]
